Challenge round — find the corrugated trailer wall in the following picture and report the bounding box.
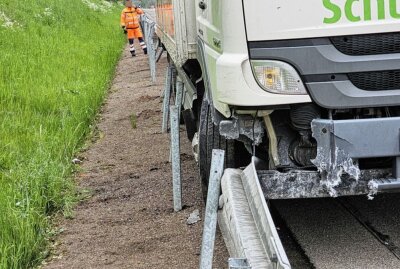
[156,0,175,38]
[155,0,197,66]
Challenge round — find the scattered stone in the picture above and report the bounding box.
[72,158,82,164]
[129,173,140,179]
[186,209,201,225]
[180,153,194,161]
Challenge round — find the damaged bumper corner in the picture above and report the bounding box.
[246,157,400,199]
[258,168,392,199]
[219,115,264,145]
[310,117,400,197]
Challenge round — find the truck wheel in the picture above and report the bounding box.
[198,96,236,200]
[182,109,197,141]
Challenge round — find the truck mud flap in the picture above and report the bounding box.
[218,157,290,269]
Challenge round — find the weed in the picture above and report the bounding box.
[130,113,137,129]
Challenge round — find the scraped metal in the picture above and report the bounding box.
[311,117,400,197]
[199,149,225,269]
[170,105,182,212]
[243,158,291,269]
[219,116,264,145]
[258,169,392,199]
[218,158,290,269]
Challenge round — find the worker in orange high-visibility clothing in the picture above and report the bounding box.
[120,0,147,57]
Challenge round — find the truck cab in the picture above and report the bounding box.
[156,0,400,198]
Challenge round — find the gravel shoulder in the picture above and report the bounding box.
[43,45,228,269]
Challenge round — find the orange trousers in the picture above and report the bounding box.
[127,27,143,39]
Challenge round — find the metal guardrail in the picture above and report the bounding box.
[170,104,182,212]
[161,63,173,133]
[141,13,157,83]
[199,149,226,269]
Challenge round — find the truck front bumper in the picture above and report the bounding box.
[261,117,400,199]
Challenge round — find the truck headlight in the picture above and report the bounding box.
[251,60,307,95]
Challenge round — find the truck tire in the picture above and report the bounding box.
[198,96,236,200]
[182,109,197,141]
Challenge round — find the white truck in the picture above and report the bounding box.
[156,0,400,198]
[154,1,400,266]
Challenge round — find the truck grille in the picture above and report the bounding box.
[349,70,400,91]
[331,32,400,56]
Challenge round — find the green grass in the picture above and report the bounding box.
[130,113,137,129]
[0,1,125,268]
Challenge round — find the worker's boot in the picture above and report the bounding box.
[129,42,136,57]
[139,39,147,55]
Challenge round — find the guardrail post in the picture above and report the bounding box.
[161,64,172,133]
[149,22,157,83]
[199,149,225,269]
[170,105,182,212]
[141,14,157,83]
[139,14,145,37]
[175,78,184,122]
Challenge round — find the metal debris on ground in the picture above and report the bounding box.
[187,209,201,225]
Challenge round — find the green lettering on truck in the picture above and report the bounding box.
[377,0,386,19]
[390,0,400,18]
[323,0,400,23]
[323,0,342,23]
[345,0,362,21]
[364,0,372,20]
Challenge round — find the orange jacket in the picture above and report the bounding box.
[120,7,144,29]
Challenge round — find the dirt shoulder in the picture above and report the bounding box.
[43,45,228,269]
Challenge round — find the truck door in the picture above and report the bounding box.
[196,0,222,52]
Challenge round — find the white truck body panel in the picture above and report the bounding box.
[244,0,400,41]
[157,0,400,117]
[155,0,197,66]
[196,0,311,117]
[216,52,312,107]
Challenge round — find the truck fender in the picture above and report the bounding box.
[196,38,227,126]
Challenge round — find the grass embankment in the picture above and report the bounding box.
[0,1,125,268]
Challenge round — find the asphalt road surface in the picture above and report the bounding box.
[273,193,400,269]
